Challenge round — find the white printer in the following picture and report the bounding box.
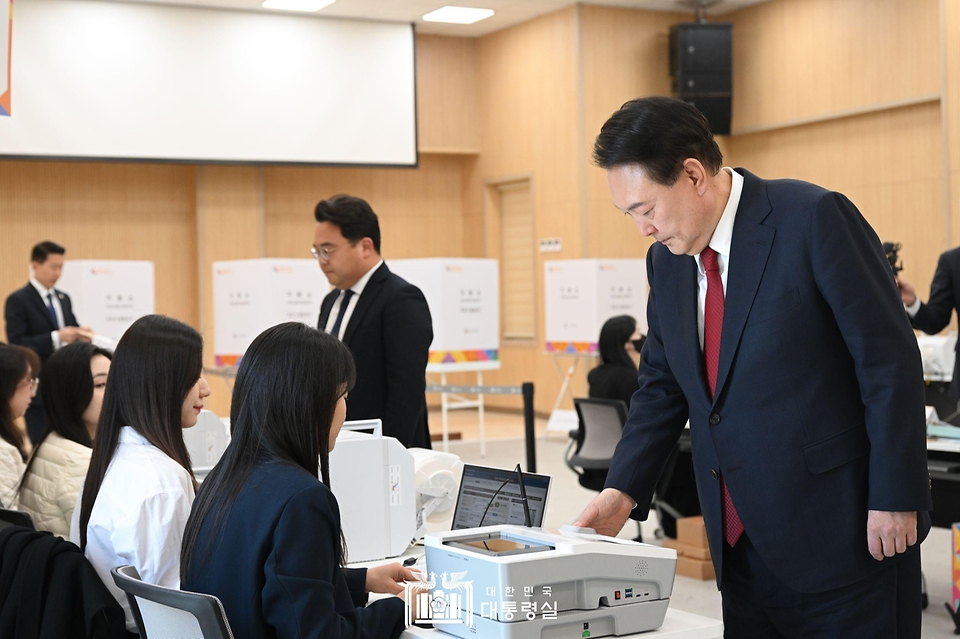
[420,524,677,639]
[329,420,416,562]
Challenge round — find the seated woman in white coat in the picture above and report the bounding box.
[0,344,36,510]
[72,314,211,633]
[20,342,112,540]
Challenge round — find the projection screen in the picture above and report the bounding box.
[0,0,418,165]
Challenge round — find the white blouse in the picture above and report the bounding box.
[0,435,26,510]
[71,426,196,632]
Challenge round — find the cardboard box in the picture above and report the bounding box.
[676,516,710,548]
[662,537,712,561]
[676,556,716,581]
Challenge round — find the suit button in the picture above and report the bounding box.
[710,469,719,480]
[709,413,721,425]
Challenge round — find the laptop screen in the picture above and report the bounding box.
[451,464,551,530]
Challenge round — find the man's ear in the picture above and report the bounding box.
[681,158,709,195]
[360,237,376,257]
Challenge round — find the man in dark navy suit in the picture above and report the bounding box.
[899,249,960,399]
[5,241,92,444]
[574,98,931,637]
[315,195,433,449]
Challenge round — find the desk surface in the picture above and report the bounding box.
[399,608,723,639]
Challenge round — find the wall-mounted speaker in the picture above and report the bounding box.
[669,22,732,135]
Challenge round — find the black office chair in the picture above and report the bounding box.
[111,565,234,639]
[0,508,36,531]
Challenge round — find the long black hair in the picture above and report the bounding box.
[21,343,113,485]
[78,315,203,551]
[181,323,356,580]
[598,315,638,369]
[0,344,31,461]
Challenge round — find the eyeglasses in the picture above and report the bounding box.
[310,244,343,262]
[19,378,39,392]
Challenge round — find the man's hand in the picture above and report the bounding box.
[573,488,635,537]
[59,326,93,344]
[897,277,917,307]
[866,510,917,561]
[365,563,420,595]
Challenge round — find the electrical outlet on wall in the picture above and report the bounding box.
[539,238,562,252]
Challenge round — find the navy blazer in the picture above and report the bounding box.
[909,245,960,398]
[605,170,932,594]
[319,263,433,449]
[182,460,406,639]
[4,283,79,359]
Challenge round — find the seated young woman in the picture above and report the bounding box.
[587,314,645,405]
[181,322,415,639]
[72,314,210,632]
[0,344,37,509]
[20,342,112,541]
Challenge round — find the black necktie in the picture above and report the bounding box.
[330,289,355,339]
[46,293,59,329]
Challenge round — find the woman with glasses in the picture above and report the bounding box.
[73,314,211,633]
[0,344,38,509]
[20,342,112,540]
[182,323,412,639]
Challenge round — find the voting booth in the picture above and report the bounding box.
[390,259,500,453]
[389,258,500,371]
[212,259,326,366]
[543,260,647,432]
[57,260,155,342]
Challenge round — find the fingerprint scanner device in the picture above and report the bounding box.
[182,410,230,478]
[451,464,551,530]
[329,419,416,562]
[422,524,677,639]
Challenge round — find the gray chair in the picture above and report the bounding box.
[0,508,36,531]
[565,398,629,485]
[110,565,234,639]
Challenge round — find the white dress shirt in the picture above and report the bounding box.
[30,277,64,350]
[71,426,196,631]
[693,168,744,349]
[905,297,921,317]
[324,260,384,340]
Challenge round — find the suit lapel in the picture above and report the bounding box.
[318,290,337,329]
[27,284,57,331]
[712,171,775,404]
[341,263,390,345]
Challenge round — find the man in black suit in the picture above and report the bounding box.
[5,241,92,444]
[315,195,433,449]
[574,98,930,636]
[899,247,960,398]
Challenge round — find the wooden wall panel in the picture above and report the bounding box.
[262,154,466,261]
[196,165,263,417]
[726,102,944,305]
[471,6,582,413]
[731,0,941,133]
[580,5,689,261]
[0,161,198,342]
[416,35,480,153]
[946,0,960,245]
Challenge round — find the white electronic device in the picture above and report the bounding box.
[182,409,230,478]
[329,420,416,562]
[917,333,957,381]
[421,524,677,639]
[410,449,464,536]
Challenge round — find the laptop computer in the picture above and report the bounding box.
[450,464,552,530]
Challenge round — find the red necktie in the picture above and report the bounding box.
[702,247,744,547]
